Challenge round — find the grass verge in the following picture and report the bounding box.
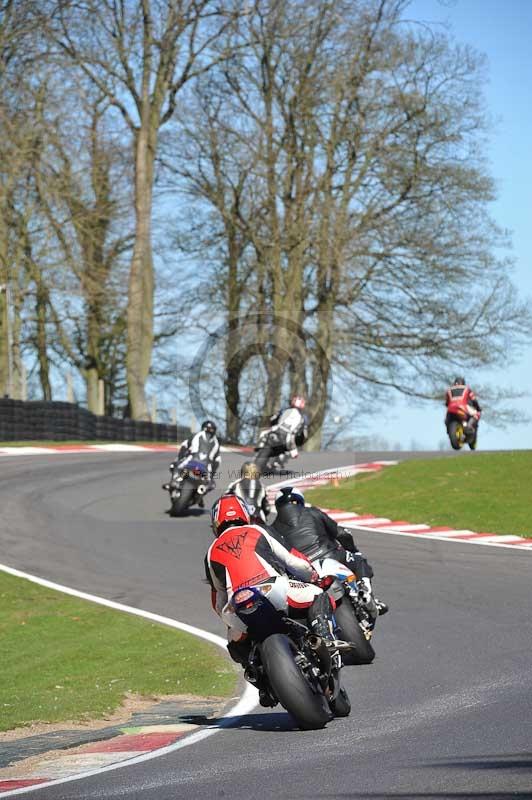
[306,451,532,538]
[0,570,236,732]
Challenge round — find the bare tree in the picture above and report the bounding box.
[168,0,531,445]
[32,87,133,413]
[0,1,50,398]
[38,0,245,418]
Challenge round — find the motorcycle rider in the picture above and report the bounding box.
[205,493,339,706]
[167,420,221,507]
[225,461,271,523]
[445,377,482,437]
[271,486,388,624]
[262,395,309,470]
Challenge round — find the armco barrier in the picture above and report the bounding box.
[0,399,190,443]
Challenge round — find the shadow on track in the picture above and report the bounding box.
[164,508,207,518]
[312,755,532,800]
[423,753,532,771]
[181,711,308,733]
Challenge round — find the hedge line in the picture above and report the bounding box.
[0,399,190,443]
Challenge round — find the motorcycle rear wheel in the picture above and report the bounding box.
[261,633,332,730]
[334,600,375,665]
[448,420,464,450]
[170,480,196,517]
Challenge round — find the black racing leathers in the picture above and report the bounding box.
[271,503,373,580]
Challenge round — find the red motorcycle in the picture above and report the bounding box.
[446,399,480,450]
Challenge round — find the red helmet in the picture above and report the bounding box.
[211,493,250,536]
[290,395,306,410]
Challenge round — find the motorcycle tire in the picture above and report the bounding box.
[448,420,463,450]
[261,633,333,731]
[254,447,272,476]
[169,480,196,517]
[330,683,351,718]
[334,600,375,666]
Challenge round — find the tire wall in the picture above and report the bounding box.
[0,398,191,443]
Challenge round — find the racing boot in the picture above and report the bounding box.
[258,687,277,707]
[357,577,379,621]
[272,452,288,470]
[375,597,389,616]
[358,578,388,619]
[308,592,335,641]
[227,637,251,665]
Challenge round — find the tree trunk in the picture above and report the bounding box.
[127,126,155,420]
[35,274,51,401]
[0,288,8,397]
[11,291,23,399]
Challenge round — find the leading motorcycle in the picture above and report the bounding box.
[230,575,352,730]
[446,398,480,450]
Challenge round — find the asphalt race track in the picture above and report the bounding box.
[1,450,531,800]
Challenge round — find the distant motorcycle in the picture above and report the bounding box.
[162,458,210,516]
[313,556,376,666]
[230,575,352,730]
[446,398,481,450]
[254,428,293,474]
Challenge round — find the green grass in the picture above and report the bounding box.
[0,571,236,732]
[306,451,532,538]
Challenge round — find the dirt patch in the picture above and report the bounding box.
[0,692,227,742]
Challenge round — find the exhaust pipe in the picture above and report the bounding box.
[197,484,207,495]
[308,634,351,653]
[331,639,357,652]
[306,634,331,673]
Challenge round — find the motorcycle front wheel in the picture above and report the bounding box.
[170,480,196,517]
[261,633,332,730]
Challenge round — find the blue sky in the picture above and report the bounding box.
[370,0,532,450]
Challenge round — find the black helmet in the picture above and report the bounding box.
[453,377,466,386]
[202,420,217,438]
[274,486,305,507]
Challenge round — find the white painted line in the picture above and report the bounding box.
[0,447,59,455]
[374,524,432,532]
[462,534,526,543]
[346,524,532,551]
[89,444,157,452]
[0,563,258,798]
